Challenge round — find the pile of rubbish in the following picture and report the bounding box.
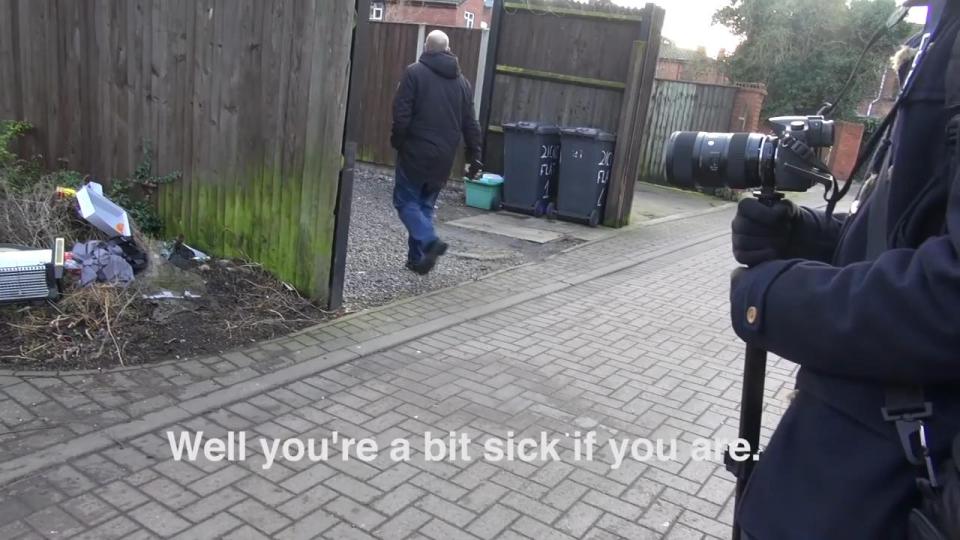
[1,177,331,370]
[0,179,212,305]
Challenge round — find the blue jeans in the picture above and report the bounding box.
[393,166,441,264]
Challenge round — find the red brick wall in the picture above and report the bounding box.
[867,100,896,118]
[385,2,458,25]
[655,58,729,85]
[880,66,900,98]
[729,84,767,132]
[856,66,900,118]
[826,120,865,181]
[456,0,490,27]
[384,0,491,27]
[655,59,683,80]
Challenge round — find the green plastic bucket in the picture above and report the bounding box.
[464,174,503,210]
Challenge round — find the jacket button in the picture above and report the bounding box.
[746,306,758,325]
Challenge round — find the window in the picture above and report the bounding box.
[464,11,475,28]
[370,2,384,21]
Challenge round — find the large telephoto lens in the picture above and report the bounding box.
[665,131,770,190]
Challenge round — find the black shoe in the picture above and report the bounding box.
[404,260,417,272]
[411,240,447,275]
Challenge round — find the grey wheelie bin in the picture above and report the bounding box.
[501,122,561,216]
[552,127,616,227]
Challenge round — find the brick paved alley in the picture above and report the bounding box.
[0,205,803,540]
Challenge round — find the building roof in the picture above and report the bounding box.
[658,38,698,61]
[497,0,642,17]
[386,0,468,5]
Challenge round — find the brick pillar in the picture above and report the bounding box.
[826,120,866,181]
[729,84,767,132]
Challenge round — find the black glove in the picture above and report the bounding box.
[731,198,799,266]
[390,132,406,151]
[466,160,483,179]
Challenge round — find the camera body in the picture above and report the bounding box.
[665,115,836,193]
[769,115,835,148]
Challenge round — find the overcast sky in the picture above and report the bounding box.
[603,0,929,58]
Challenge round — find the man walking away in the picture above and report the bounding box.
[391,30,482,275]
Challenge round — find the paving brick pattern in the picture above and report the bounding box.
[0,208,734,461]
[0,205,803,539]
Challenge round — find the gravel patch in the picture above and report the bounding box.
[344,164,581,310]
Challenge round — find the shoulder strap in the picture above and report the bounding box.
[865,145,894,259]
[949,27,960,111]
[947,15,960,181]
[883,16,960,477]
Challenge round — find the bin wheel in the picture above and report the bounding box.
[588,209,600,227]
[533,200,547,218]
[546,202,558,220]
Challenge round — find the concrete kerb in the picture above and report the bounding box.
[561,202,736,253]
[0,228,730,486]
[627,202,736,230]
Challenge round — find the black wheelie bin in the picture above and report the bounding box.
[501,122,561,216]
[552,127,616,227]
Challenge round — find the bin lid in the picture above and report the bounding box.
[560,127,616,142]
[503,121,560,135]
[466,173,503,185]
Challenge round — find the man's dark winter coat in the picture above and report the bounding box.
[391,51,482,189]
[731,4,960,539]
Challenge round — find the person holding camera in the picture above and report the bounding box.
[727,1,960,538]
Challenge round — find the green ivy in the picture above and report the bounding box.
[0,120,43,193]
[1,121,181,238]
[860,116,883,147]
[0,120,30,168]
[107,143,181,237]
[46,169,86,190]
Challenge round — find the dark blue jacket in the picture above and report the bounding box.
[731,6,960,539]
[391,51,482,189]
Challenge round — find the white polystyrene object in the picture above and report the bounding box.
[76,183,131,237]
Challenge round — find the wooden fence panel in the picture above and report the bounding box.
[484,3,645,172]
[603,5,664,227]
[479,1,664,227]
[356,22,419,166]
[496,7,639,84]
[490,76,625,133]
[636,79,738,182]
[0,0,354,302]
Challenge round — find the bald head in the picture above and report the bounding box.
[425,30,450,53]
